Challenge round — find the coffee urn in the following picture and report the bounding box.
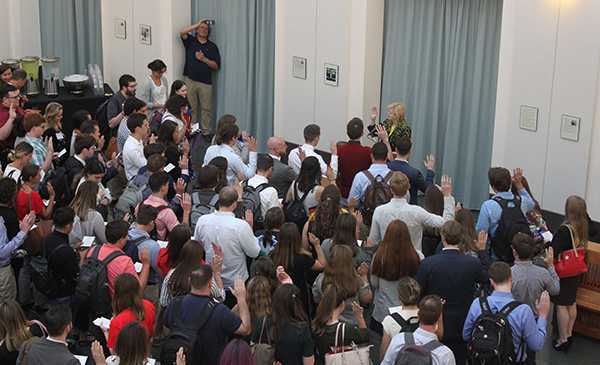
[41,57,60,97]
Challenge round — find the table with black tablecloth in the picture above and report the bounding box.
[23,83,114,137]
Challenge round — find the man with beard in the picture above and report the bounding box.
[108,74,137,130]
[267,136,297,200]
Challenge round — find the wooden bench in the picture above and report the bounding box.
[572,241,600,339]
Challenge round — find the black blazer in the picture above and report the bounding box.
[387,159,434,205]
[415,249,490,340]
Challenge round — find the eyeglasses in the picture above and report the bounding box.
[6,93,20,99]
[128,83,137,88]
[90,146,97,151]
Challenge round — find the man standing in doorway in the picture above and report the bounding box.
[180,18,221,142]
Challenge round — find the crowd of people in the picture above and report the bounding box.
[0,18,597,365]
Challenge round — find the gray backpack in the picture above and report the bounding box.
[394,332,443,365]
[115,175,150,221]
[190,192,219,231]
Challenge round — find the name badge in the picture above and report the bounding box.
[56,132,64,140]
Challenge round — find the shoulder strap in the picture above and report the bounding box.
[362,170,375,183]
[130,235,150,246]
[256,183,271,194]
[257,316,271,346]
[208,194,219,206]
[391,312,408,327]
[173,295,185,327]
[102,249,125,264]
[293,182,309,203]
[189,298,217,332]
[499,301,523,316]
[91,244,102,259]
[422,339,444,352]
[156,205,169,213]
[565,225,579,251]
[45,244,63,262]
[479,297,491,314]
[403,331,415,345]
[383,170,394,182]
[21,337,41,365]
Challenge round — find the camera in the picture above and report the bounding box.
[205,20,215,25]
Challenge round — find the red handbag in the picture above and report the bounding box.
[554,225,587,278]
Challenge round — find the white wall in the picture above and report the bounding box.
[273,0,384,148]
[0,0,42,63]
[492,0,600,216]
[101,0,190,92]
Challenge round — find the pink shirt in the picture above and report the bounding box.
[136,195,179,240]
[87,244,139,297]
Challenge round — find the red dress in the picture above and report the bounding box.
[107,300,155,348]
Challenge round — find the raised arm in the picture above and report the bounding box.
[180,19,207,39]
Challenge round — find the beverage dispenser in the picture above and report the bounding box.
[20,56,40,96]
[1,59,20,70]
[41,57,60,97]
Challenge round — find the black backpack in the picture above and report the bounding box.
[76,244,125,317]
[391,313,420,333]
[467,297,523,365]
[95,99,111,136]
[38,165,74,209]
[283,183,310,232]
[490,196,530,264]
[189,191,219,232]
[145,204,169,239]
[160,295,217,365]
[28,243,64,300]
[361,170,394,226]
[123,235,147,264]
[242,181,270,231]
[394,331,443,365]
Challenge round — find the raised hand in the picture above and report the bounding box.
[355,210,363,228]
[178,155,189,170]
[229,275,246,301]
[241,130,250,143]
[370,106,378,123]
[107,152,119,169]
[91,341,106,365]
[175,178,186,196]
[210,243,223,274]
[123,213,131,223]
[244,210,254,227]
[536,291,551,319]
[375,124,389,143]
[512,167,524,190]
[182,138,190,155]
[475,230,488,252]
[541,246,555,267]
[47,182,55,198]
[455,202,462,215]
[19,211,35,233]
[98,135,105,151]
[358,262,369,278]
[347,197,356,213]
[140,246,151,266]
[423,154,435,170]
[248,137,257,152]
[298,145,306,162]
[441,175,452,197]
[352,301,364,318]
[329,140,338,156]
[176,347,186,365]
[8,103,16,121]
[365,236,376,248]
[181,193,192,212]
[308,232,320,247]
[326,165,335,182]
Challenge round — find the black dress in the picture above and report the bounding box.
[0,322,43,365]
[43,127,69,167]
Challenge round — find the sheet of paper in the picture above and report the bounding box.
[389,305,403,314]
[157,240,169,249]
[93,317,111,329]
[81,236,95,248]
[164,163,175,173]
[357,240,363,247]
[191,123,200,134]
[30,224,37,231]
[74,355,87,365]
[146,359,156,365]
[57,148,67,158]
[42,200,49,207]
[134,262,143,272]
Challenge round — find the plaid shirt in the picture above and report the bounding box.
[24,136,53,172]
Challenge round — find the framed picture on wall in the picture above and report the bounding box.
[324,63,338,86]
[140,24,151,45]
[115,19,126,39]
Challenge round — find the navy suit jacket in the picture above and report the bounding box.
[387,160,434,205]
[415,249,490,341]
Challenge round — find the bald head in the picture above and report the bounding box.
[267,136,286,157]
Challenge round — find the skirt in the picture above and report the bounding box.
[551,273,582,306]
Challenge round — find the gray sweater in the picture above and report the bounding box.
[16,338,79,365]
[69,209,107,246]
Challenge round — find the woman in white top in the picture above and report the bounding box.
[68,181,107,246]
[73,159,111,206]
[210,114,250,164]
[4,141,33,182]
[379,277,422,360]
[161,95,188,138]
[140,59,168,122]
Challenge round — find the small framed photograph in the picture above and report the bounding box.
[140,24,151,45]
[115,19,126,39]
[324,63,338,86]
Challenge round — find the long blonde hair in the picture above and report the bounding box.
[44,102,63,130]
[69,180,98,221]
[564,195,589,249]
[246,276,272,328]
[322,245,362,298]
[0,300,34,352]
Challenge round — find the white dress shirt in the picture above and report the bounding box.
[288,143,338,178]
[370,197,455,251]
[123,135,146,180]
[247,174,280,217]
[194,211,260,288]
[203,144,257,186]
[381,327,456,365]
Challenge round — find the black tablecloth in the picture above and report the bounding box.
[23,83,114,137]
